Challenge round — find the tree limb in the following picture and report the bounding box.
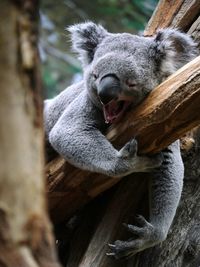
[144,0,200,36]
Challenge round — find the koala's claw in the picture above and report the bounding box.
[107,216,164,259]
[119,138,137,158]
[107,239,137,259]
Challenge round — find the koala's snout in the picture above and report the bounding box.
[98,74,121,104]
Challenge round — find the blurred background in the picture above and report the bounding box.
[40,0,158,98]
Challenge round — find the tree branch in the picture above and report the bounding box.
[144,0,200,36]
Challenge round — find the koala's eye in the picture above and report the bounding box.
[92,72,98,80]
[126,79,136,88]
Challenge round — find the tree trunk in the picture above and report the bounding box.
[0,1,61,266]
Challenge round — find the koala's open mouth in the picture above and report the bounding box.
[102,99,132,124]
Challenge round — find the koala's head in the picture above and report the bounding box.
[69,22,198,124]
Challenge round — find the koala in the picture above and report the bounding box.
[44,22,198,258]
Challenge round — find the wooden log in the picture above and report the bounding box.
[171,1,200,31]
[0,1,61,266]
[144,0,200,36]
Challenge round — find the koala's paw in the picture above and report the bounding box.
[107,215,166,259]
[118,139,163,173]
[119,139,138,158]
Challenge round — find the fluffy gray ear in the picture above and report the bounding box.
[68,22,108,66]
[154,28,198,76]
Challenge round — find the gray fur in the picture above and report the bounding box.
[44,22,198,257]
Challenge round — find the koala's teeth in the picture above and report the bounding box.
[106,252,115,256]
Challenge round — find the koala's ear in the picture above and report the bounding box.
[68,22,108,66]
[154,28,198,76]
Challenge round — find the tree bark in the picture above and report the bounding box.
[144,0,200,36]
[0,1,61,266]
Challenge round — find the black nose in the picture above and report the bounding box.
[98,75,121,105]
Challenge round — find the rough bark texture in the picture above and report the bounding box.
[144,0,200,36]
[0,1,61,266]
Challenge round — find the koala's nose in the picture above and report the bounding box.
[98,74,121,104]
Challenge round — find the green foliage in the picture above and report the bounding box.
[96,0,157,31]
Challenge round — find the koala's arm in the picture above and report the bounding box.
[48,91,162,177]
[108,140,184,258]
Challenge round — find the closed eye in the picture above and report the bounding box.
[125,79,136,88]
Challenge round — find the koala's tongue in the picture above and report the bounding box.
[102,100,131,124]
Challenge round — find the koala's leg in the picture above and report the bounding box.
[107,140,184,259]
[48,92,162,177]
